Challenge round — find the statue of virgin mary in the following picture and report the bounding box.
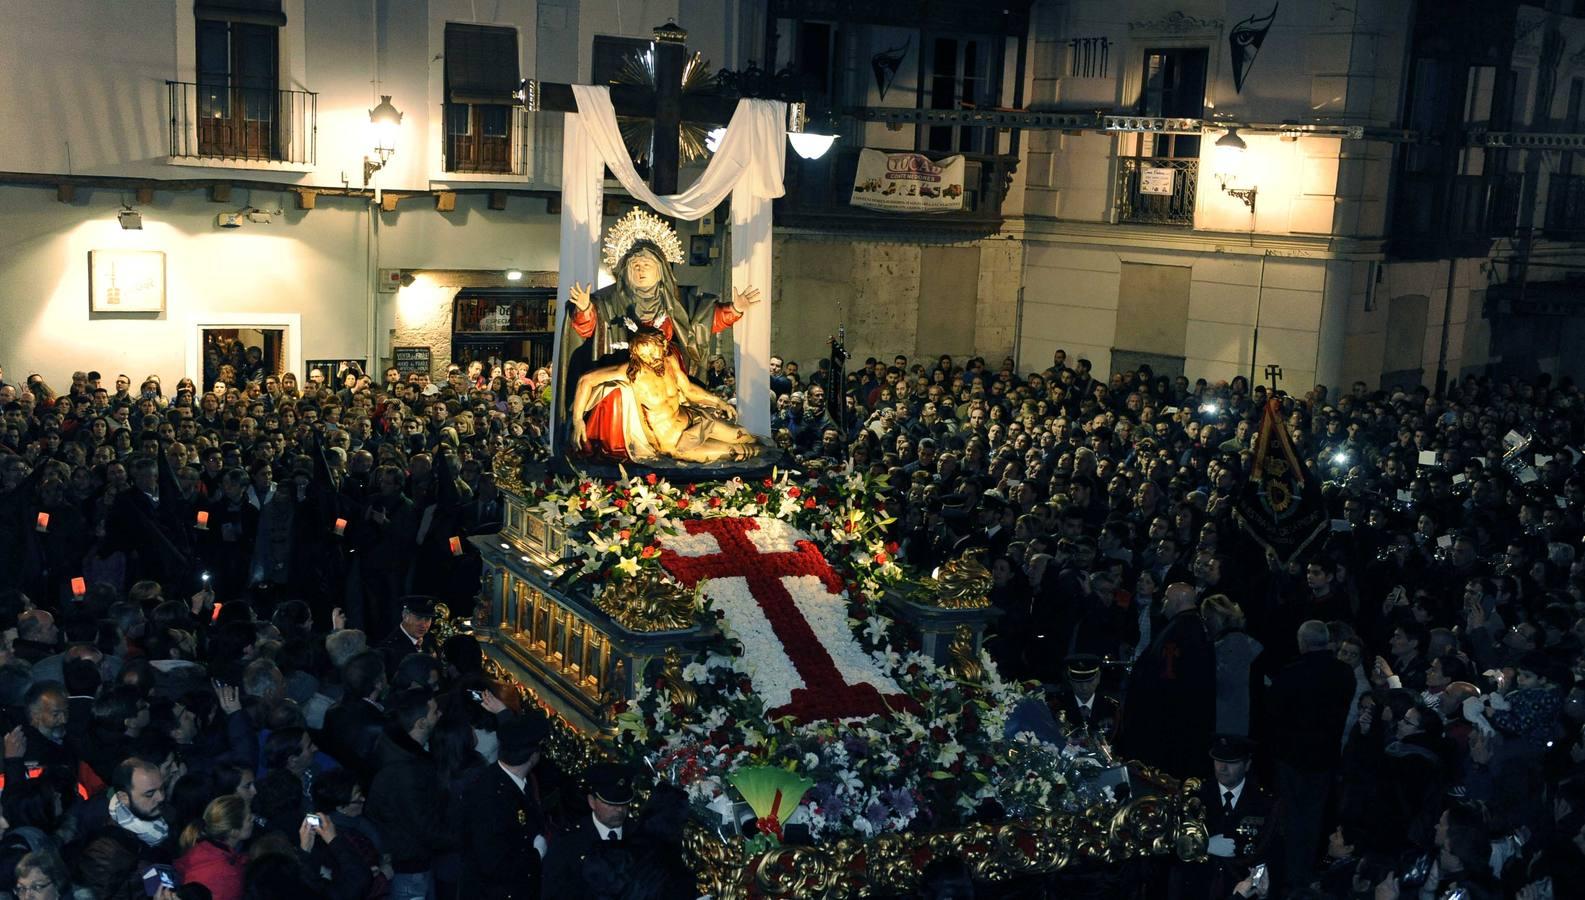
[556,209,759,430]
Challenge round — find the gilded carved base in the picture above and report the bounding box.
[682,777,1207,899]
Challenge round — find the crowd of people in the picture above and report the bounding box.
[0,343,1583,899]
[0,359,696,900]
[768,348,1581,900]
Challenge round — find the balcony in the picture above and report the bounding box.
[1390,171,1522,257]
[776,146,1017,233]
[166,81,316,167]
[443,105,549,178]
[1114,157,1198,226]
[1546,173,1585,240]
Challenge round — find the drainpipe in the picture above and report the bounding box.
[1434,255,1458,397]
[1249,252,1269,386]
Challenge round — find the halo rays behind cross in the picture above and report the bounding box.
[613,49,719,165]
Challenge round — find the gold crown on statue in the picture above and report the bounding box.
[602,209,686,273]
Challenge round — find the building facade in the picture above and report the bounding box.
[1,0,1582,393]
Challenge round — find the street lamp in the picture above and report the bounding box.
[364,95,403,185]
[787,102,836,160]
[1214,127,1257,211]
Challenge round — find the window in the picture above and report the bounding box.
[924,35,997,154]
[195,1,283,159]
[450,290,557,372]
[1564,78,1583,177]
[1546,78,1585,235]
[444,23,519,174]
[1135,48,1208,159]
[592,35,654,85]
[797,22,835,102]
[1115,48,1207,226]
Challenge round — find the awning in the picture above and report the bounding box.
[446,24,520,105]
[195,1,286,27]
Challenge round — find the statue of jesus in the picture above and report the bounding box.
[568,326,762,464]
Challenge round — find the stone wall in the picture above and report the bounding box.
[388,271,559,380]
[772,234,1022,373]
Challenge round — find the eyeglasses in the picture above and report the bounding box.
[17,879,56,896]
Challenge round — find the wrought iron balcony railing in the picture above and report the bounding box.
[1546,172,1585,239]
[167,81,316,165]
[442,105,561,181]
[1115,156,1198,226]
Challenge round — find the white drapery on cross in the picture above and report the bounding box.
[552,86,786,439]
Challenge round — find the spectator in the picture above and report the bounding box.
[365,688,448,900]
[14,849,95,900]
[175,794,251,900]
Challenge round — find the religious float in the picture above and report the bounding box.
[455,58,1206,895]
[464,450,1207,897]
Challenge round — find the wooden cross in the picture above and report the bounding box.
[520,21,739,195]
[1264,363,1283,393]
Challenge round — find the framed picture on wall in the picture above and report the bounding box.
[89,250,165,313]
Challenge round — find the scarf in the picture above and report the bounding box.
[108,792,170,846]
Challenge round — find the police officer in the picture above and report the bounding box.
[1049,655,1119,741]
[1180,735,1277,897]
[541,763,635,897]
[459,711,550,899]
[377,595,439,671]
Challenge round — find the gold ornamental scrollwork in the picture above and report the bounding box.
[491,440,527,493]
[597,572,700,633]
[681,773,1208,898]
[913,551,993,609]
[943,624,985,683]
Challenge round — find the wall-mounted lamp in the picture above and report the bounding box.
[505,270,523,281]
[1214,128,1257,212]
[787,103,837,160]
[363,95,403,185]
[117,208,142,230]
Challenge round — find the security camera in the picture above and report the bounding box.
[217,212,244,229]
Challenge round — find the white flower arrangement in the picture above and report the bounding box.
[525,470,1110,843]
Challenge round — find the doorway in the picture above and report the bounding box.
[450,288,557,374]
[188,313,302,389]
[1382,294,1429,390]
[200,327,283,388]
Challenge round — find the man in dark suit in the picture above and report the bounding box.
[1048,655,1119,742]
[365,688,450,900]
[459,712,550,899]
[1179,735,1277,898]
[1266,619,1356,893]
[107,454,192,586]
[542,763,635,898]
[1115,582,1215,780]
[320,651,387,780]
[377,595,439,671]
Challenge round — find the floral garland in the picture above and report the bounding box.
[530,468,905,597]
[532,468,1114,844]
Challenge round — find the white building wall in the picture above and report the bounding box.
[0,183,560,387]
[1012,0,1416,391]
[0,0,752,386]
